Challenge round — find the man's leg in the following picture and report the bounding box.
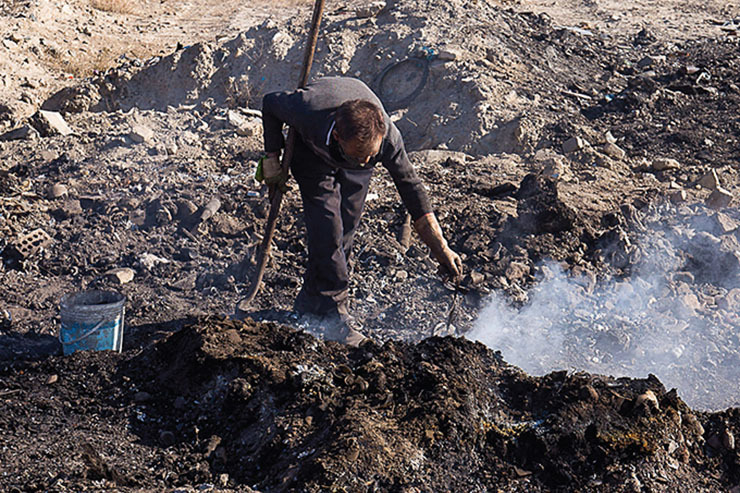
[290,141,351,316]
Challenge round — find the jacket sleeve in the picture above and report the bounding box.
[381,123,433,221]
[261,90,299,153]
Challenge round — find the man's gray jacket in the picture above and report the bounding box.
[261,77,432,220]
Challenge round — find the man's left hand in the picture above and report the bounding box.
[436,246,463,281]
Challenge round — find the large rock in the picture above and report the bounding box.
[515,174,576,234]
[34,110,74,136]
[706,187,733,209]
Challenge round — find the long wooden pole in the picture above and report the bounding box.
[237,0,326,312]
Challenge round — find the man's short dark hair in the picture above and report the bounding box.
[335,99,386,147]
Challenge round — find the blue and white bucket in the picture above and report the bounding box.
[59,290,126,355]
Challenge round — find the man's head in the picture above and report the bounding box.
[333,99,386,165]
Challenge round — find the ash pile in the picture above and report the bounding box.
[4,316,740,492]
[2,0,740,490]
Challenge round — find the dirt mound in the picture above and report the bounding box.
[4,316,740,492]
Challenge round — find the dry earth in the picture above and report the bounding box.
[2,0,740,491]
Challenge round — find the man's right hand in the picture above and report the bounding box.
[256,153,289,191]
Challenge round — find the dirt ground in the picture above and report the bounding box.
[2,0,740,491]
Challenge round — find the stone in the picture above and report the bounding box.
[0,124,38,141]
[652,158,681,171]
[48,183,68,199]
[635,390,660,412]
[683,413,704,437]
[46,374,58,384]
[436,46,462,62]
[37,110,73,136]
[130,124,154,144]
[469,270,485,285]
[604,130,617,144]
[394,270,408,281]
[706,187,733,210]
[679,293,701,315]
[139,252,170,269]
[670,190,687,204]
[505,261,529,282]
[722,429,736,450]
[159,430,176,447]
[165,142,178,155]
[173,396,187,409]
[637,55,666,69]
[602,142,626,160]
[712,212,739,234]
[227,110,262,137]
[105,267,135,285]
[355,0,385,18]
[133,391,152,403]
[698,169,720,190]
[562,136,587,154]
[717,288,740,311]
[542,156,573,181]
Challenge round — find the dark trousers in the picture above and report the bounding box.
[290,137,373,316]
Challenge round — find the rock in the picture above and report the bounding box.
[604,130,617,144]
[55,199,83,219]
[652,158,681,171]
[130,124,154,144]
[542,156,573,181]
[683,413,704,437]
[173,396,187,410]
[679,293,701,315]
[355,0,385,18]
[165,142,178,155]
[634,390,660,413]
[394,270,408,281]
[159,430,176,447]
[48,183,68,199]
[0,124,38,141]
[712,212,739,234]
[139,252,170,269]
[227,110,262,137]
[46,374,58,384]
[637,55,666,69]
[670,190,687,204]
[602,143,626,160]
[717,288,740,311]
[562,136,587,154]
[468,270,485,285]
[133,391,152,403]
[105,267,135,285]
[36,110,73,136]
[505,261,529,282]
[722,428,735,450]
[436,46,462,62]
[706,187,733,210]
[698,169,720,190]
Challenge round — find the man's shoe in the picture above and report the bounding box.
[323,317,368,347]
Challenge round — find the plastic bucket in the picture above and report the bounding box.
[59,290,126,355]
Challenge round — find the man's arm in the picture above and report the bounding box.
[381,123,462,280]
[262,91,299,153]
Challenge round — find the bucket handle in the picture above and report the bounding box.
[59,319,108,346]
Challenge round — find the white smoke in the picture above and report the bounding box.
[469,207,740,411]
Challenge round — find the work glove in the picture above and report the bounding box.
[255,154,289,192]
[414,213,463,281]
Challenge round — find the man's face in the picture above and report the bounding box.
[334,131,382,166]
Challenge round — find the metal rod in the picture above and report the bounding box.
[238,0,326,311]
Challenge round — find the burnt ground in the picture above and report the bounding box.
[3,0,740,491]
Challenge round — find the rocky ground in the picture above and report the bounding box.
[2,0,740,491]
